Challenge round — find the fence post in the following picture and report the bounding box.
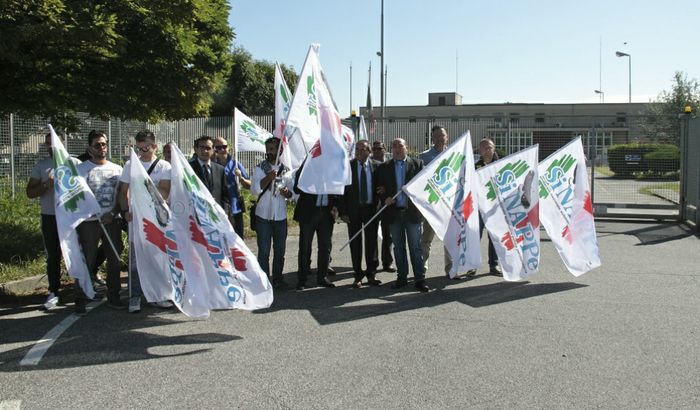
[9,113,15,198]
[108,119,112,160]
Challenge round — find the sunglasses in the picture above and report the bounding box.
[136,145,152,152]
[92,142,108,148]
[214,145,228,151]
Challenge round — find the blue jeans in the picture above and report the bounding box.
[389,212,425,282]
[256,217,287,281]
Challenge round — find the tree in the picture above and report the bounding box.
[210,46,299,116]
[0,0,234,127]
[641,71,700,145]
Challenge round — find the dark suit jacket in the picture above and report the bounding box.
[189,159,228,207]
[292,163,341,224]
[341,158,380,221]
[374,156,424,224]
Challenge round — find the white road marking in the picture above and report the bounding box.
[19,300,104,366]
[0,400,22,410]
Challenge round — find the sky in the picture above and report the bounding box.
[228,0,700,117]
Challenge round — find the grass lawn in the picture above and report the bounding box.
[638,182,680,196]
[593,166,615,177]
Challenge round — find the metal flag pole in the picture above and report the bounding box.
[339,190,401,252]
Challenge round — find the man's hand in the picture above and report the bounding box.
[340,215,350,224]
[330,206,338,220]
[234,168,242,178]
[100,212,114,225]
[376,186,386,195]
[384,196,395,206]
[124,211,133,222]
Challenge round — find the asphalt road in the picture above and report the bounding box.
[1,221,699,409]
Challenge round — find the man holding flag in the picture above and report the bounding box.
[76,131,125,312]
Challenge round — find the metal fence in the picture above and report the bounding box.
[680,116,700,230]
[1,113,684,220]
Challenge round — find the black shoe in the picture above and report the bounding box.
[74,298,87,316]
[326,266,337,276]
[489,265,503,276]
[296,282,306,291]
[414,281,430,293]
[317,278,336,288]
[107,298,127,310]
[352,280,363,289]
[383,266,396,273]
[272,280,289,290]
[391,279,408,289]
[466,269,477,277]
[366,276,382,286]
[445,273,464,280]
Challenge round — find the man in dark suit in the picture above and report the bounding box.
[189,135,228,207]
[293,163,340,290]
[340,140,381,288]
[374,138,430,292]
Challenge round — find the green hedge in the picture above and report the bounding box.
[608,144,680,177]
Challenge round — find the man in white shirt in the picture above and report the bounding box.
[119,130,172,313]
[251,137,294,290]
[75,131,124,314]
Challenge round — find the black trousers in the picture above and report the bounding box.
[40,214,62,293]
[380,219,394,268]
[297,207,332,285]
[76,220,124,301]
[229,212,245,239]
[347,205,379,280]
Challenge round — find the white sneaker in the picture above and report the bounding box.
[150,300,174,309]
[128,296,141,313]
[43,292,59,310]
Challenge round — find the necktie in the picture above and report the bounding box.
[360,163,368,204]
[203,164,212,190]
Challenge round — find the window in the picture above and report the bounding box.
[438,96,446,106]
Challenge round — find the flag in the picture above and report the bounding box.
[359,115,368,141]
[296,53,351,195]
[476,145,540,281]
[285,45,322,169]
[49,124,100,299]
[538,137,600,275]
[341,123,355,160]
[403,131,481,277]
[365,62,376,133]
[127,148,208,318]
[169,143,273,311]
[273,63,293,170]
[234,107,271,153]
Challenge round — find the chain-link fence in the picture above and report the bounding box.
[1,112,683,219]
[681,116,699,229]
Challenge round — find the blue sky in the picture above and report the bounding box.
[228,0,700,116]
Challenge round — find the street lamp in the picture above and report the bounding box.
[594,89,604,103]
[615,51,631,103]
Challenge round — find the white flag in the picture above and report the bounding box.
[169,143,273,311]
[341,123,355,160]
[285,45,322,168]
[538,137,600,275]
[234,107,271,153]
[49,124,100,299]
[273,62,294,170]
[296,54,351,195]
[127,149,208,318]
[403,131,481,277]
[359,115,368,141]
[476,145,540,281]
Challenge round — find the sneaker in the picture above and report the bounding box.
[107,298,127,310]
[75,298,87,316]
[150,300,174,309]
[128,296,141,313]
[43,292,59,311]
[489,265,503,276]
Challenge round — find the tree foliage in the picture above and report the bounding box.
[641,71,700,145]
[0,0,234,126]
[210,46,299,116]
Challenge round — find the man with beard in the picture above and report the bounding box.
[251,137,294,290]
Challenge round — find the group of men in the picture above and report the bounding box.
[28,125,502,315]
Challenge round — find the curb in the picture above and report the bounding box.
[0,274,48,296]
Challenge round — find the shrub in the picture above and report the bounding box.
[608,143,680,178]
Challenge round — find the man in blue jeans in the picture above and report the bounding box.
[374,138,430,292]
[251,137,295,290]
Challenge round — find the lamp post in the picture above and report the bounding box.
[379,0,385,138]
[594,89,604,103]
[615,51,631,103]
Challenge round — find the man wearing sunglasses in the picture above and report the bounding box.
[75,131,125,313]
[213,137,251,238]
[119,130,172,313]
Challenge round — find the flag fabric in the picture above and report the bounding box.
[403,131,481,277]
[169,143,273,311]
[285,45,322,169]
[538,137,600,275]
[359,115,369,141]
[49,124,101,299]
[234,108,271,153]
[296,52,351,195]
[341,123,355,160]
[476,145,540,281]
[127,148,209,318]
[365,63,376,133]
[273,63,294,170]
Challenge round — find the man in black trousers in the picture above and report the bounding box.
[189,135,228,208]
[293,163,341,290]
[340,140,382,288]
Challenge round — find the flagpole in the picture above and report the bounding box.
[339,190,401,252]
[488,176,527,274]
[99,220,122,261]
